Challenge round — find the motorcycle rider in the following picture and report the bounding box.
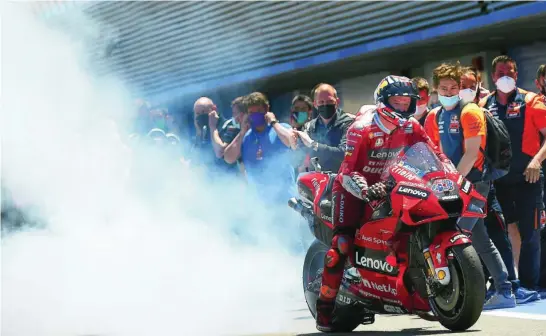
[316,76,451,332]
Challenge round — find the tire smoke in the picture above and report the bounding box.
[1,4,306,336]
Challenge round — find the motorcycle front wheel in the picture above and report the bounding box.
[429,244,485,331]
[302,239,362,333]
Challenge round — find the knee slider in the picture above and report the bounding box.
[325,248,341,268]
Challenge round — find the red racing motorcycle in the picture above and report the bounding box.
[288,142,487,333]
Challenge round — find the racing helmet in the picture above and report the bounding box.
[374,75,420,126]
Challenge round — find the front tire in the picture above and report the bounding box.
[302,239,362,333]
[430,244,485,331]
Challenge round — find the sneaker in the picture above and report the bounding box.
[538,288,546,299]
[483,290,516,310]
[514,287,540,304]
[316,299,335,332]
[485,288,495,302]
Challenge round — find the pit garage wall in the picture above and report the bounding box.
[337,72,390,115]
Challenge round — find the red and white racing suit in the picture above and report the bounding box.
[319,111,447,302]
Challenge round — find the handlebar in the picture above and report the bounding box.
[384,176,396,193]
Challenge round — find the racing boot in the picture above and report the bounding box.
[315,298,335,332]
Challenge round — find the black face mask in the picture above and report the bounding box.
[317,104,336,119]
[196,114,208,128]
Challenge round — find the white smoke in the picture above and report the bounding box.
[1,3,307,336]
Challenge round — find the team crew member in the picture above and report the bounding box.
[411,77,431,125]
[460,66,539,303]
[295,83,354,173]
[315,76,450,332]
[480,56,546,291]
[460,67,490,104]
[424,63,516,309]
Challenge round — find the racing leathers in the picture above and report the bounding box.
[317,111,448,320]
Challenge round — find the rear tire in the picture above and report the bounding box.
[430,244,485,331]
[302,239,362,333]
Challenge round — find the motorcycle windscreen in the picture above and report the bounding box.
[380,142,456,225]
[380,142,458,182]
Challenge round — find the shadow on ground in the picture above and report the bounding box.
[297,327,480,336]
[296,316,481,336]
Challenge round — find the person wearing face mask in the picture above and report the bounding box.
[288,94,314,177]
[460,67,490,105]
[224,92,297,203]
[459,66,540,304]
[290,95,313,131]
[294,83,354,173]
[191,97,237,174]
[149,107,168,131]
[411,77,431,125]
[424,62,516,310]
[480,56,546,294]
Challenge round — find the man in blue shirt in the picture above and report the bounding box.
[224,92,297,204]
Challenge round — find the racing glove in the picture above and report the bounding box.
[342,172,369,200]
[366,182,387,201]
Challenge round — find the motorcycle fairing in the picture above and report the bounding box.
[428,230,471,271]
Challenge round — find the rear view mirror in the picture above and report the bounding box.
[311,157,322,172]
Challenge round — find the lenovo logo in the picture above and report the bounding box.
[354,248,398,276]
[396,186,429,199]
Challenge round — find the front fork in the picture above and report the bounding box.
[423,247,451,286]
[415,230,454,290]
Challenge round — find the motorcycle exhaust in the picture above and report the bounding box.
[288,197,300,211]
[288,197,314,223]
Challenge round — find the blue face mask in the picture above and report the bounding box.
[438,94,460,108]
[249,112,267,129]
[292,111,308,124]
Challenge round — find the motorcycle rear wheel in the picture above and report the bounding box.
[302,239,362,333]
[429,244,485,331]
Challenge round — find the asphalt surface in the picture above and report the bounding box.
[252,299,546,336]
